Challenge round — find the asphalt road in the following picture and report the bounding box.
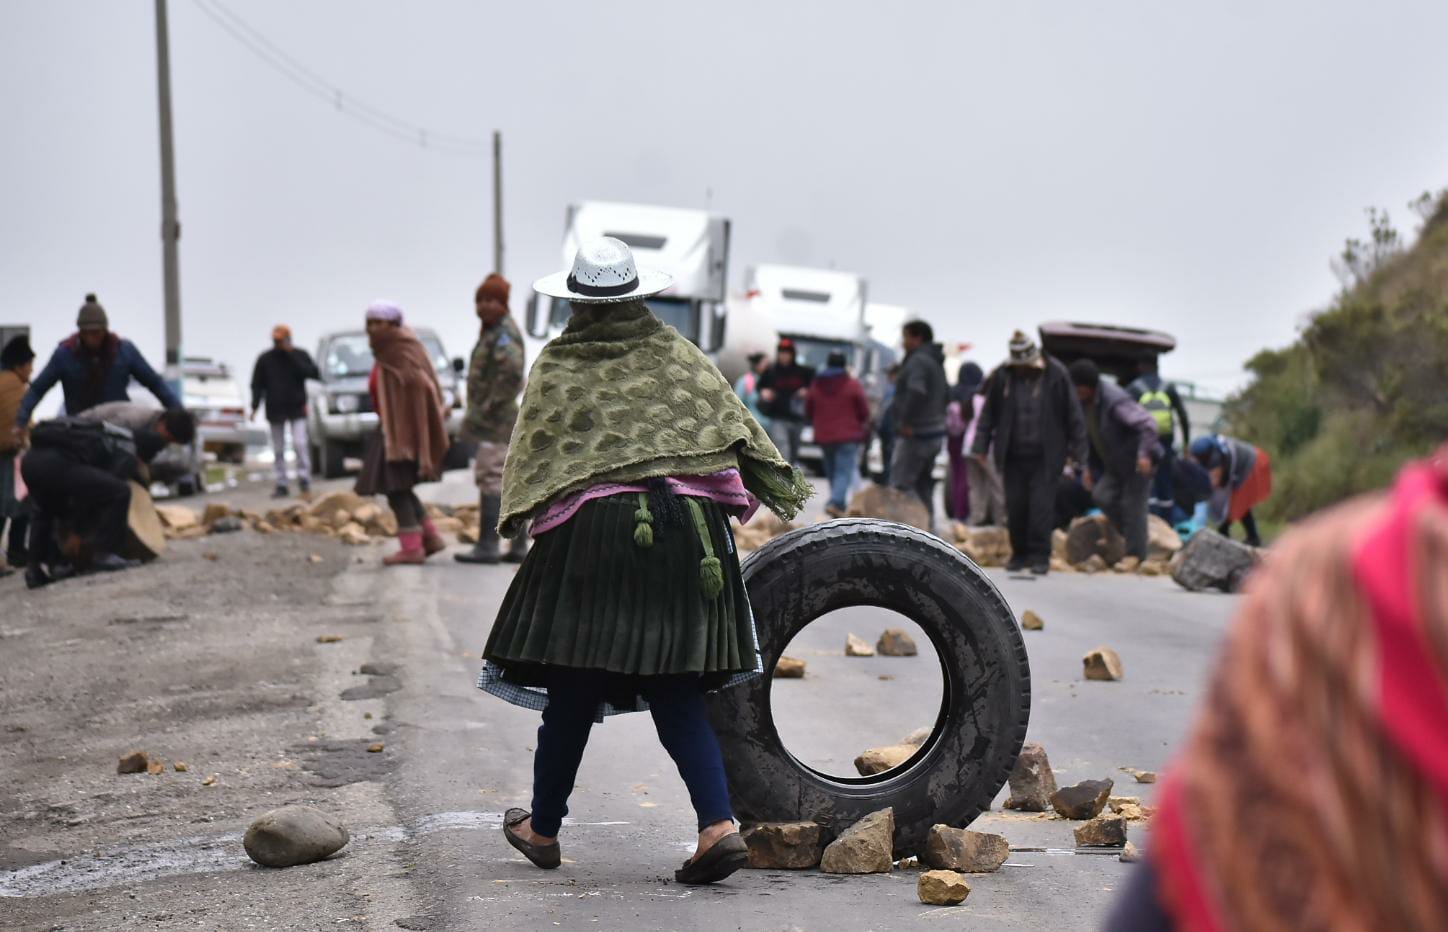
[0,470,1239,931]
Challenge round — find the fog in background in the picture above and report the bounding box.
[6,0,1448,415]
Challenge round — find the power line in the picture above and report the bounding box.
[189,0,490,158]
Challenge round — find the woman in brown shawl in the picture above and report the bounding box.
[353,301,450,566]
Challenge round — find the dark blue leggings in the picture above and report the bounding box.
[529,671,733,838]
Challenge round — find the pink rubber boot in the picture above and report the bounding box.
[384,530,426,566]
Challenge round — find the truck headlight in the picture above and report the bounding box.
[333,393,359,414]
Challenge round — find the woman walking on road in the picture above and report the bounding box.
[475,237,810,884]
[353,301,451,566]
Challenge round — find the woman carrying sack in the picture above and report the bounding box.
[353,301,451,566]
[476,237,810,885]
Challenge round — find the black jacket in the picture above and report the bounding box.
[757,362,815,422]
[971,356,1087,476]
[890,343,948,435]
[250,347,319,422]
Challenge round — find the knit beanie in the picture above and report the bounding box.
[77,293,108,331]
[475,273,510,306]
[1008,330,1042,367]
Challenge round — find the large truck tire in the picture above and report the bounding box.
[707,518,1031,857]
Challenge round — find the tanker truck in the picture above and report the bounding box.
[523,201,774,383]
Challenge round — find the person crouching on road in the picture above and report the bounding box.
[1189,433,1272,547]
[805,350,870,518]
[1069,359,1160,561]
[21,407,195,589]
[456,274,528,565]
[476,237,810,885]
[251,324,320,498]
[1,335,37,570]
[353,301,451,566]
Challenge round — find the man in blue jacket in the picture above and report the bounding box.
[13,294,181,437]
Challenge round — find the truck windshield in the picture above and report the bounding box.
[322,333,449,379]
[547,296,699,343]
[782,336,855,371]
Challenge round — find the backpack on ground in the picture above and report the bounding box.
[30,417,139,479]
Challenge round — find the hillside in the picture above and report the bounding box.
[1225,193,1448,521]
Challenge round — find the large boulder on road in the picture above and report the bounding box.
[957,525,1011,567]
[847,484,930,531]
[1147,515,1183,563]
[1065,514,1125,567]
[1171,529,1261,592]
[243,805,349,868]
[820,807,895,874]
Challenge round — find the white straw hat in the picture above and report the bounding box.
[533,236,672,304]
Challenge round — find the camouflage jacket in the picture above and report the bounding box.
[461,315,526,443]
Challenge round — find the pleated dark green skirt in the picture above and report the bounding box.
[480,493,759,712]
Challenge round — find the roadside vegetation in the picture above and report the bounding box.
[1226,190,1448,522]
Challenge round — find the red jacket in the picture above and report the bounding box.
[805,371,871,445]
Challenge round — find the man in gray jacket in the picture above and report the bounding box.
[888,320,948,522]
[1068,359,1160,560]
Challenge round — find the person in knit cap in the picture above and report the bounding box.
[352,301,451,566]
[971,329,1086,574]
[1,334,37,569]
[476,237,810,885]
[250,324,320,498]
[15,294,180,433]
[455,273,528,564]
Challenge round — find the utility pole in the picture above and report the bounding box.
[154,0,183,385]
[492,130,504,274]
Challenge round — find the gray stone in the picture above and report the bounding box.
[1171,529,1260,593]
[844,633,875,657]
[1066,514,1125,567]
[1051,778,1114,820]
[900,727,931,747]
[854,744,916,776]
[209,516,244,534]
[117,751,149,775]
[1119,841,1142,863]
[820,808,894,874]
[243,805,349,867]
[742,821,825,869]
[1003,742,1058,812]
[921,826,1009,873]
[1083,647,1124,681]
[918,869,971,906]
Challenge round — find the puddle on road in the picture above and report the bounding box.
[0,812,631,898]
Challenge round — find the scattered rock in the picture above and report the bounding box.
[308,553,323,564]
[209,515,244,534]
[1020,610,1044,631]
[1146,514,1183,563]
[366,742,384,753]
[847,484,930,531]
[820,808,894,874]
[957,525,1012,567]
[773,656,806,678]
[337,523,371,546]
[917,869,971,906]
[1051,778,1114,820]
[742,821,826,869]
[201,774,218,786]
[854,744,916,776]
[1074,813,1127,847]
[202,551,220,562]
[1120,841,1142,863]
[1051,528,1069,562]
[317,635,344,644]
[876,628,918,656]
[877,674,894,681]
[173,761,189,772]
[146,760,164,775]
[921,826,1009,873]
[1115,803,1147,822]
[1066,514,1125,567]
[845,633,875,657]
[1081,553,1109,573]
[1107,796,1141,810]
[1121,767,1158,784]
[117,751,149,775]
[243,805,350,868]
[732,512,796,552]
[155,504,200,531]
[352,503,382,527]
[1115,555,1141,573]
[900,727,931,747]
[1004,742,1058,812]
[309,491,368,523]
[1171,529,1261,593]
[1050,556,1075,573]
[1138,560,1167,576]
[457,525,480,545]
[201,503,232,525]
[1083,647,1124,681]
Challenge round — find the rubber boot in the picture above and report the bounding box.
[455,494,502,564]
[419,516,446,558]
[383,529,427,566]
[502,524,529,564]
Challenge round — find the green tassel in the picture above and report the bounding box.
[633,492,654,548]
[699,555,723,599]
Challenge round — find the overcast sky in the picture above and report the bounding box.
[5,0,1448,411]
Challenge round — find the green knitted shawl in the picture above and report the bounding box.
[499,301,811,535]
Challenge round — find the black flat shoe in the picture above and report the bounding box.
[503,808,560,869]
[675,832,748,885]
